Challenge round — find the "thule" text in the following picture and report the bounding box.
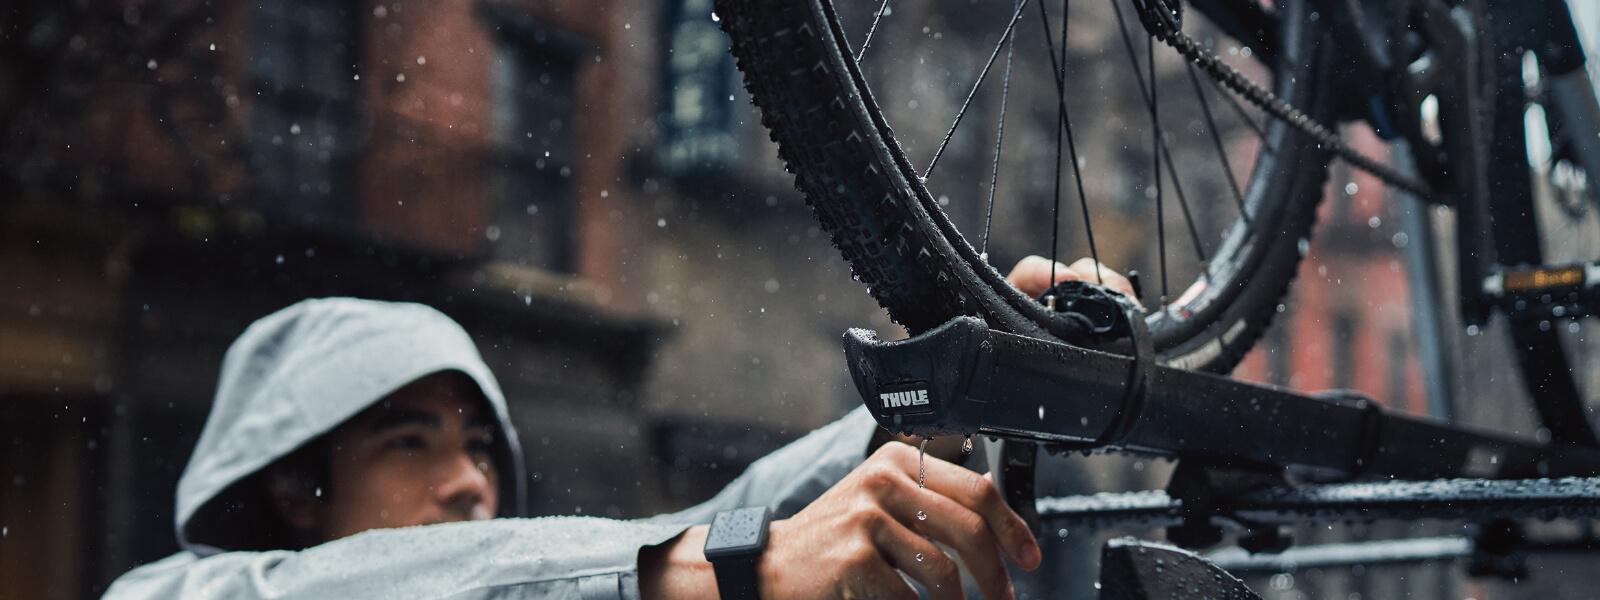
[880,389,930,409]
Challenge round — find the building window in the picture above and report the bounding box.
[661,0,741,175]
[487,27,581,273]
[1329,162,1353,225]
[1387,332,1409,408]
[249,0,360,225]
[1331,312,1357,389]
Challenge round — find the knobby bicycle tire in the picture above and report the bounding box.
[717,0,1335,373]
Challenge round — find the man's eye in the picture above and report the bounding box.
[389,435,426,450]
[468,433,495,453]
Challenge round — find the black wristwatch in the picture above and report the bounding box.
[702,506,771,600]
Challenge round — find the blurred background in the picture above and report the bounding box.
[3,0,1600,598]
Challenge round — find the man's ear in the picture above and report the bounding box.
[266,466,321,533]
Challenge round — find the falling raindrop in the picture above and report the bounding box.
[918,437,928,489]
[962,436,973,456]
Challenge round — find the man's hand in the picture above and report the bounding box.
[639,442,1041,600]
[1005,255,1137,304]
[639,256,1140,600]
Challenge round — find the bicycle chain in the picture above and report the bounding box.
[1133,0,1435,199]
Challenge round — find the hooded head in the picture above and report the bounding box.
[175,298,527,555]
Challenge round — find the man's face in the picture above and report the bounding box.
[311,372,500,543]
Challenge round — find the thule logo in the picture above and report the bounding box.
[880,388,930,409]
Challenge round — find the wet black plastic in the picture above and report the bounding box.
[845,316,1600,480]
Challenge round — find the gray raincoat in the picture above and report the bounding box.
[103,298,879,599]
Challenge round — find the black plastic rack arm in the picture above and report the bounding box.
[844,316,1600,481]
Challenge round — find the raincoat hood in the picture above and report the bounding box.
[174,297,527,555]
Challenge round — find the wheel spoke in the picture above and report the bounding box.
[1148,33,1170,303]
[854,0,893,63]
[1112,0,1212,292]
[921,0,1031,182]
[1036,0,1103,285]
[1112,0,1171,299]
[1187,61,1252,227]
[982,0,1023,260]
[1206,68,1270,143]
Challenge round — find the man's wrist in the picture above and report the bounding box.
[639,525,717,600]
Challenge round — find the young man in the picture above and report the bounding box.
[104,257,1126,600]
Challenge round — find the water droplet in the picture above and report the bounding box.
[918,437,929,489]
[962,436,973,455]
[917,510,927,521]
[915,553,924,562]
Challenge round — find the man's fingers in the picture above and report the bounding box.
[904,448,1041,570]
[1005,255,1082,297]
[1067,257,1137,301]
[892,487,1015,600]
[853,559,922,600]
[872,444,1042,571]
[1007,255,1141,308]
[870,515,970,600]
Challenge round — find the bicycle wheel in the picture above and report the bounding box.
[717,0,1335,372]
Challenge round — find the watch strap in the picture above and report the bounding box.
[709,554,761,600]
[703,507,771,600]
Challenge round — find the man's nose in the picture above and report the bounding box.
[434,448,494,517]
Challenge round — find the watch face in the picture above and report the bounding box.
[704,507,771,558]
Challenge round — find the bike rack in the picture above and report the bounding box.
[844,316,1600,482]
[844,315,1600,592]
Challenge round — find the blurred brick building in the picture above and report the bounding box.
[0,0,888,597]
[7,0,1581,599]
